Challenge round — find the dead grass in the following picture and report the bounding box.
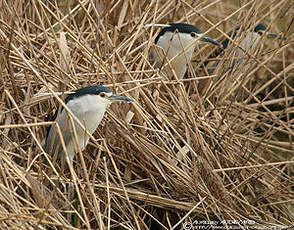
[0,0,293,229]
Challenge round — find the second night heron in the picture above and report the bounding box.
[206,23,279,73]
[45,85,133,166]
[198,23,280,95]
[152,23,222,79]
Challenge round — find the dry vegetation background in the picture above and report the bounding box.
[0,0,294,229]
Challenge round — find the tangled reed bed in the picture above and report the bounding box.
[0,0,293,229]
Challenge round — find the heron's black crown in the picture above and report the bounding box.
[254,24,267,33]
[65,85,111,104]
[155,23,203,44]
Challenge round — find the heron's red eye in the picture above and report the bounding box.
[100,92,105,97]
[190,32,196,37]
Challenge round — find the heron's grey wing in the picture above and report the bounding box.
[70,105,88,151]
[44,109,73,160]
[232,32,261,68]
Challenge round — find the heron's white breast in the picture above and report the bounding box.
[234,32,261,58]
[154,32,197,78]
[66,94,111,149]
[155,32,196,61]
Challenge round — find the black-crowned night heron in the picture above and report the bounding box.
[198,23,279,96]
[206,23,279,73]
[153,23,222,79]
[45,85,133,166]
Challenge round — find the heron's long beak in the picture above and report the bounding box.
[109,95,134,103]
[267,33,278,39]
[200,36,222,48]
